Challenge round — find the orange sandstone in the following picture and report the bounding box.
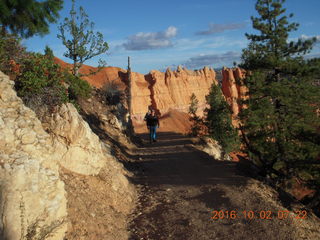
[54,58,222,133]
[221,67,248,127]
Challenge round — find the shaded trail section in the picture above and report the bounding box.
[126,132,314,240]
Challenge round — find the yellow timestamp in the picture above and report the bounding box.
[211,210,308,220]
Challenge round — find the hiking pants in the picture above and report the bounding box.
[149,126,157,142]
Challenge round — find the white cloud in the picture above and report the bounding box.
[183,51,241,69]
[289,34,320,43]
[174,36,247,52]
[300,34,320,42]
[122,26,178,50]
[196,22,246,35]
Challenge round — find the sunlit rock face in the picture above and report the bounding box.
[56,58,254,133]
[0,71,67,240]
[55,58,216,121]
[48,103,107,175]
[139,66,217,120]
[221,67,248,127]
[0,70,136,239]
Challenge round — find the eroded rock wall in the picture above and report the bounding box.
[0,71,67,240]
[131,71,151,121]
[221,67,248,127]
[132,66,217,121]
[55,58,217,123]
[49,103,107,175]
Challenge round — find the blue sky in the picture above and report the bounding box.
[24,0,320,74]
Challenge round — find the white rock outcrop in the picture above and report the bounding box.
[0,72,67,240]
[49,103,106,175]
[0,71,135,240]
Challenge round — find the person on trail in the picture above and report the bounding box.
[144,108,151,126]
[146,109,159,143]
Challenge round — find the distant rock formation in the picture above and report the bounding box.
[54,58,216,124]
[54,58,251,133]
[221,67,248,127]
[139,66,216,121]
[54,57,127,89]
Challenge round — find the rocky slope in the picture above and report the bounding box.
[0,71,136,240]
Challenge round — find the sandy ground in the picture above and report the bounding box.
[126,132,320,240]
[133,110,192,135]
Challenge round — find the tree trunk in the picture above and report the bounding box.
[73,59,79,76]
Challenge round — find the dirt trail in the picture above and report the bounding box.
[126,132,320,240]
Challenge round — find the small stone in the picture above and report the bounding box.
[21,132,36,144]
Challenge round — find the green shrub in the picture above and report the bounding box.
[0,35,27,77]
[14,53,68,116]
[205,84,240,156]
[65,73,92,100]
[1,36,92,117]
[188,93,204,136]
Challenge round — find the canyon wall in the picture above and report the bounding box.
[55,59,217,123]
[137,66,216,121]
[55,59,250,133]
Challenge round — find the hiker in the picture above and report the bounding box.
[143,108,151,124]
[146,109,159,143]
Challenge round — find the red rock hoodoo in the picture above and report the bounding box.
[132,66,216,121]
[55,58,217,133]
[55,59,247,133]
[221,67,248,127]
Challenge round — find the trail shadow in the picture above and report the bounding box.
[138,131,193,147]
[79,113,249,188]
[191,188,231,209]
[125,131,248,187]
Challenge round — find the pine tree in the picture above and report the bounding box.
[44,45,54,60]
[57,0,108,76]
[205,84,240,157]
[239,0,320,183]
[0,0,63,38]
[188,93,201,136]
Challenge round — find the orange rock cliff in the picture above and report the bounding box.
[55,58,216,115]
[55,58,246,132]
[134,66,217,121]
